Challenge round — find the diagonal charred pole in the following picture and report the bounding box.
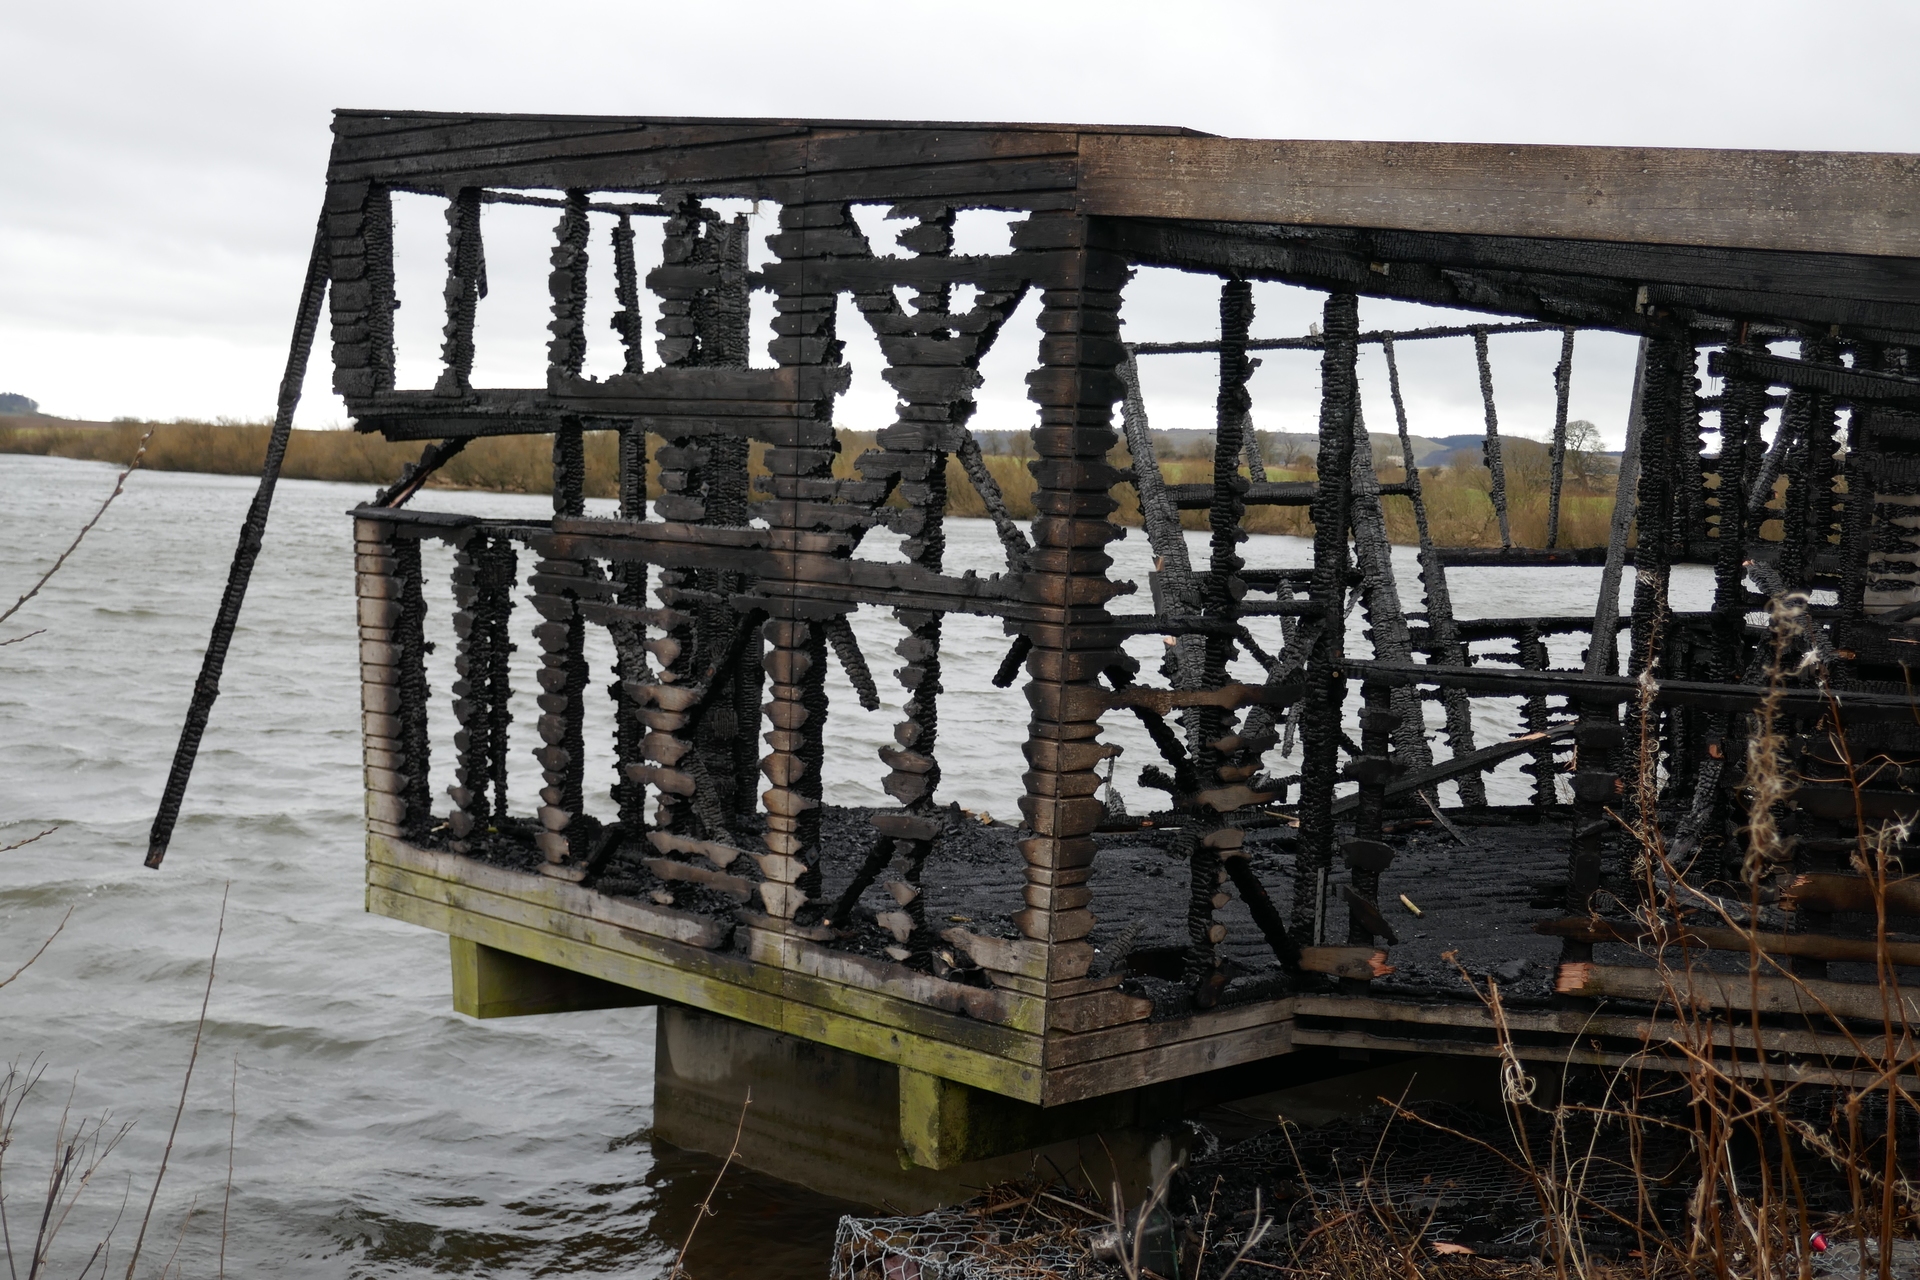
[371,437,470,509]
[1546,327,1575,549]
[1382,338,1481,804]
[953,428,1031,574]
[824,615,881,711]
[1117,349,1202,693]
[1473,328,1514,551]
[1347,400,1432,773]
[146,213,330,869]
[1241,410,1269,484]
[1587,339,1649,679]
[1104,669,1200,797]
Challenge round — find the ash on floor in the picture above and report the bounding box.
[431,802,1636,1009]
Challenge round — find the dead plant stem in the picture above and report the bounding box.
[122,883,226,1280]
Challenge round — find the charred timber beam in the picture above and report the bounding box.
[1096,217,1649,334]
[1435,546,1616,567]
[1329,724,1579,815]
[347,504,499,533]
[371,435,471,511]
[1537,915,1920,968]
[1096,218,1920,342]
[330,121,1093,207]
[1338,657,1920,721]
[1710,347,1920,407]
[1416,615,1632,642]
[1132,320,1558,355]
[1160,480,1413,508]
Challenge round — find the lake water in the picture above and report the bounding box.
[0,453,1711,1276]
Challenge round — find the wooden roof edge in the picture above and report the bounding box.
[327,108,1214,137]
[1076,134,1920,261]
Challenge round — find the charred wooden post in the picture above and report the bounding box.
[1516,623,1558,807]
[1293,292,1360,944]
[1776,337,1840,593]
[609,213,647,378]
[357,517,415,844]
[1702,334,1770,872]
[1010,209,1128,986]
[750,199,865,922]
[1623,334,1690,856]
[1854,346,1920,630]
[760,620,828,919]
[529,556,590,878]
[143,213,332,869]
[1546,327,1575,549]
[1472,327,1514,552]
[1562,714,1623,957]
[435,188,485,398]
[390,536,433,840]
[608,367,650,833]
[447,529,516,846]
[1344,681,1396,951]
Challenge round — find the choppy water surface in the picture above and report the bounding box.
[0,454,1711,1276]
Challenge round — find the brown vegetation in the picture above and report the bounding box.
[0,416,1618,549]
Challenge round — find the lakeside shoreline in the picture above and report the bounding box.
[0,414,1618,548]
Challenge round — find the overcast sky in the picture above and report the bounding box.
[3,0,1917,447]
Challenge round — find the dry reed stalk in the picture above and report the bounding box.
[2,424,153,647]
[670,1089,750,1280]
[122,884,227,1280]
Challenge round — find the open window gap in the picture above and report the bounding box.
[389,191,454,391]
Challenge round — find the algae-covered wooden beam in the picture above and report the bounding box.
[450,937,655,1019]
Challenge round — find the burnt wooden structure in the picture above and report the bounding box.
[151,113,1920,1173]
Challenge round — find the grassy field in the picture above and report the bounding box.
[0,416,1617,549]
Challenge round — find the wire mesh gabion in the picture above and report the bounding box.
[832,1198,1107,1280]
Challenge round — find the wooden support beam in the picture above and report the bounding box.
[1076,135,1920,259]
[1712,347,1920,406]
[1538,915,1920,968]
[1556,961,1920,1024]
[450,936,655,1019]
[1164,480,1317,508]
[897,1068,1112,1170]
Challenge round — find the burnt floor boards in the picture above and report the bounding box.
[426,804,1705,1010]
